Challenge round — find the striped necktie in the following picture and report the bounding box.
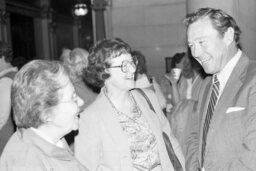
[201,75,220,167]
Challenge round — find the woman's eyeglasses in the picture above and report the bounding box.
[107,59,137,73]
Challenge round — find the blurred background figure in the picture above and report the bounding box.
[132,50,167,112]
[161,52,186,112]
[161,52,185,108]
[60,47,98,148]
[0,60,88,170]
[60,47,98,110]
[0,42,18,156]
[161,50,206,154]
[12,56,28,70]
[75,38,184,171]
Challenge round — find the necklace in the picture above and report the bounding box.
[103,87,142,122]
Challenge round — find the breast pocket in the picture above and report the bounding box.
[225,110,244,120]
[222,110,244,145]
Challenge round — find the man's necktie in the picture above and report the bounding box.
[201,75,220,167]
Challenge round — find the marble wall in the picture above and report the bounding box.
[111,0,187,80]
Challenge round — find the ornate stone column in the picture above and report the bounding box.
[33,0,54,60]
[91,0,111,43]
[186,0,256,59]
[0,0,8,43]
[73,16,82,47]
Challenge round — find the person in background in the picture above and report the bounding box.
[163,50,206,154]
[12,56,28,70]
[75,38,185,171]
[0,42,18,156]
[60,47,98,110]
[0,60,88,171]
[133,50,167,112]
[160,52,186,112]
[60,47,98,148]
[185,7,256,171]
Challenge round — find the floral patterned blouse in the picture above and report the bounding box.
[116,98,160,170]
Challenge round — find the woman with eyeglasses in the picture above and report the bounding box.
[0,60,89,171]
[75,39,185,171]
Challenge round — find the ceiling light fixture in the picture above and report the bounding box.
[74,3,88,16]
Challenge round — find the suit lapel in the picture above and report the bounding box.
[198,77,212,163]
[205,53,248,155]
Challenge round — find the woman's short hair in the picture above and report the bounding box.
[185,7,242,47]
[11,60,69,128]
[84,38,131,88]
[60,48,89,82]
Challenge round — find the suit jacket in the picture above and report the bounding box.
[0,128,88,171]
[75,88,185,171]
[186,53,256,171]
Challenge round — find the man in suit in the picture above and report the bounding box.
[185,8,256,171]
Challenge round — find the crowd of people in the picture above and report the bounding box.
[0,7,256,171]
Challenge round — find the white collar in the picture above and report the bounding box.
[31,127,64,148]
[215,49,242,96]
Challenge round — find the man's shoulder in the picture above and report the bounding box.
[240,55,256,80]
[247,59,256,74]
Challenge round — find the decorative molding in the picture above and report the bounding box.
[49,21,57,33]
[0,9,8,25]
[6,1,41,18]
[40,5,52,19]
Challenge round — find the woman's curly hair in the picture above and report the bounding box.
[84,38,132,88]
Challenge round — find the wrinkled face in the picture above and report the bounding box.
[105,53,136,91]
[187,18,230,74]
[50,77,84,135]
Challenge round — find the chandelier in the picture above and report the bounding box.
[73,2,88,16]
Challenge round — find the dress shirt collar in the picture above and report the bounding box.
[215,49,242,96]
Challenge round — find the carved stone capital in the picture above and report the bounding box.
[91,0,111,10]
[40,6,53,19]
[49,22,57,33]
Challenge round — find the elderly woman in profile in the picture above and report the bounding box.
[0,60,88,171]
[75,39,185,171]
[60,47,98,148]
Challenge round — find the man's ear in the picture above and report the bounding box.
[224,27,235,46]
